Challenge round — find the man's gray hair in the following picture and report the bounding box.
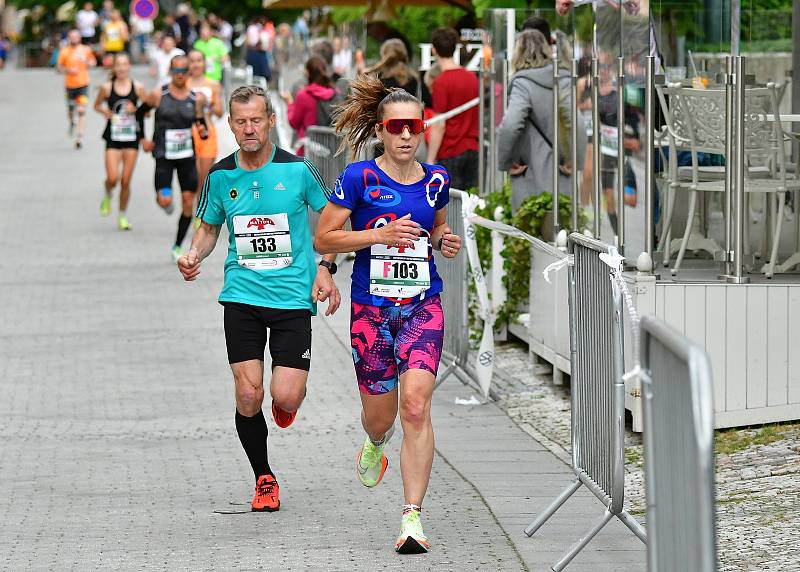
[228,85,273,115]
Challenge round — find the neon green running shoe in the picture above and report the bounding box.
[118,215,131,231]
[356,436,388,488]
[395,508,430,554]
[100,195,111,217]
[171,245,183,264]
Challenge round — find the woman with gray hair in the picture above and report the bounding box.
[497,29,586,214]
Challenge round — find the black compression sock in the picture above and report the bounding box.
[175,214,192,248]
[235,410,272,479]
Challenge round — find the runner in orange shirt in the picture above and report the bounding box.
[57,29,97,149]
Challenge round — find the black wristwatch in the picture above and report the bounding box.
[318,259,337,275]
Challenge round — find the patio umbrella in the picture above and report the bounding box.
[263,0,471,9]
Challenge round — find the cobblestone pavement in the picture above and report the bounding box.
[489,341,800,571]
[0,68,647,571]
[0,68,524,571]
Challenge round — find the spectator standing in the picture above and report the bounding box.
[245,17,271,81]
[175,3,194,53]
[0,34,9,69]
[194,22,229,83]
[281,56,338,156]
[292,10,310,45]
[425,27,479,191]
[332,37,352,79]
[151,34,184,87]
[365,38,418,96]
[162,13,182,44]
[208,13,233,51]
[496,30,585,213]
[76,2,99,45]
[129,13,154,64]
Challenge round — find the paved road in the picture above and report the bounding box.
[0,68,645,571]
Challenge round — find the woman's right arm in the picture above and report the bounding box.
[314,203,421,254]
[93,84,111,118]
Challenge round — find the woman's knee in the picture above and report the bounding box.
[399,393,430,429]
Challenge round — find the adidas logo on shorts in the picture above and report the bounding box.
[302,349,311,359]
[274,182,286,191]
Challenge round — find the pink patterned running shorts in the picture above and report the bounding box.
[350,295,445,395]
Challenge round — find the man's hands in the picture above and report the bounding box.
[438,225,462,258]
[312,266,341,316]
[374,214,421,248]
[177,248,202,281]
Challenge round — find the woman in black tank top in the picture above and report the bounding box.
[93,53,147,231]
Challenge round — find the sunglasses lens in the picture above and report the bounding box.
[171,67,188,74]
[385,119,423,135]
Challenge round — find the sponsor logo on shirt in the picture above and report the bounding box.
[247,217,275,230]
[302,349,311,359]
[365,213,397,230]
[229,188,238,200]
[274,182,286,191]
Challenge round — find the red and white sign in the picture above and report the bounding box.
[130,0,158,20]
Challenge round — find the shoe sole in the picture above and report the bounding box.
[251,502,280,513]
[395,536,429,555]
[356,449,388,488]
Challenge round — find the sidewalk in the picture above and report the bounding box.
[0,68,644,570]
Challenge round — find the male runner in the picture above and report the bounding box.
[142,54,204,262]
[177,85,340,512]
[57,29,97,149]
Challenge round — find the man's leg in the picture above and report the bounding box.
[74,88,88,147]
[173,158,198,258]
[231,359,272,477]
[225,303,280,512]
[267,309,312,427]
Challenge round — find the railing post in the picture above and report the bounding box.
[645,56,655,260]
[592,58,602,237]
[728,55,750,284]
[617,56,626,251]
[553,45,561,241]
[571,58,580,232]
[489,57,497,194]
[722,55,734,278]
[478,52,486,194]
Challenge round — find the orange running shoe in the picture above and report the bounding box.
[271,400,297,428]
[251,474,280,512]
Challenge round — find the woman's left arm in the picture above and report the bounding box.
[430,208,462,259]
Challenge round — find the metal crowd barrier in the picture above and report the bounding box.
[525,232,646,571]
[304,126,348,190]
[641,317,717,572]
[435,189,477,389]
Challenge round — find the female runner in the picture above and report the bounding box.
[93,52,147,230]
[315,74,462,554]
[187,49,223,207]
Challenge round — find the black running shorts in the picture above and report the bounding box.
[154,157,198,193]
[222,302,312,370]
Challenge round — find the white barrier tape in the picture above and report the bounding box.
[425,97,480,127]
[468,215,538,244]
[601,246,643,383]
[543,256,573,284]
[459,192,494,398]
